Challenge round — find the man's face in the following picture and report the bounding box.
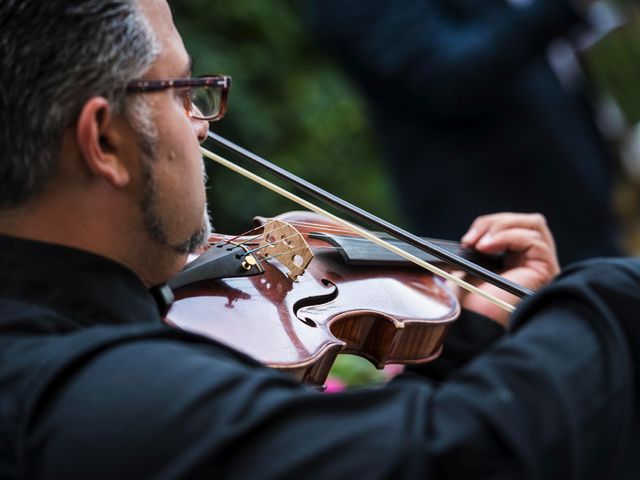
[131,0,211,278]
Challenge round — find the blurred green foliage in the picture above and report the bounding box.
[585,10,640,124]
[327,355,388,388]
[172,0,405,235]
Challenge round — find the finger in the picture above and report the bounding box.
[475,229,559,275]
[461,214,497,246]
[475,228,540,253]
[484,213,554,246]
[461,212,531,246]
[466,212,554,247]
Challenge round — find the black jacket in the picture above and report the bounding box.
[0,234,638,478]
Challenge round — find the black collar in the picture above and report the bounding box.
[0,235,164,329]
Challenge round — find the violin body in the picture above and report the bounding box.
[166,212,459,385]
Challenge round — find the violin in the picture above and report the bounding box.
[166,211,495,385]
[164,133,533,386]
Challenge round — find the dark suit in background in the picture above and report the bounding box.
[307,0,623,265]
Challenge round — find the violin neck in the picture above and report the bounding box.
[310,232,504,271]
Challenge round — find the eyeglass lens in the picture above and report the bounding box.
[190,85,221,120]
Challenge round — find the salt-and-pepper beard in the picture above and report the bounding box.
[140,158,212,254]
[129,99,212,255]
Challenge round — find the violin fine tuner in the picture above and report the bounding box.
[241,256,257,271]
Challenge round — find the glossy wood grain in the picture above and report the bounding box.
[166,212,459,385]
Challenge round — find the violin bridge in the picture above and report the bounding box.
[258,219,314,281]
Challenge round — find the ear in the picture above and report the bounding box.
[76,97,130,188]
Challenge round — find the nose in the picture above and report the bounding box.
[193,117,209,144]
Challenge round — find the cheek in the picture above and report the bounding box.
[155,101,208,208]
[162,126,205,184]
[169,155,206,210]
[155,94,199,150]
[151,152,205,224]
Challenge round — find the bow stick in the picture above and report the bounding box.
[202,131,535,313]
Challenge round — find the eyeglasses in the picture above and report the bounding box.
[126,75,231,122]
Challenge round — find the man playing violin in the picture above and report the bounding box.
[0,0,637,478]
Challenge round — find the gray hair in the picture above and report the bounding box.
[0,0,161,208]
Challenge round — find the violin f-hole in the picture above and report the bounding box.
[293,278,338,328]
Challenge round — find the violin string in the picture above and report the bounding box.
[298,242,468,261]
[225,218,345,256]
[286,220,463,248]
[273,218,469,257]
[227,221,463,257]
[270,219,363,235]
[298,232,463,250]
[232,234,263,248]
[201,146,516,313]
[243,231,303,256]
[289,238,466,261]
[262,244,310,262]
[222,220,292,248]
[285,220,359,235]
[222,224,265,246]
[287,221,352,232]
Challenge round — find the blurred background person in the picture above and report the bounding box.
[306,0,630,266]
[168,0,638,387]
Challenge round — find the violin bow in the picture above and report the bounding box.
[202,130,534,313]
